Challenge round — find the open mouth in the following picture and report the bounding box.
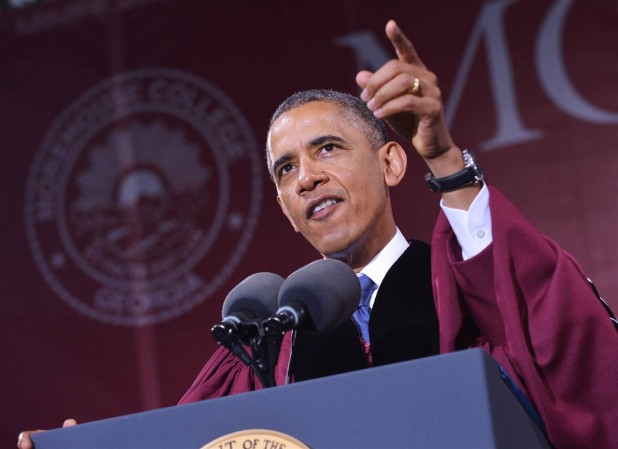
[308,198,341,218]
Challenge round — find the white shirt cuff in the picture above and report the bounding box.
[440,183,493,261]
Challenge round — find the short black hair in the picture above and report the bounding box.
[266,89,388,180]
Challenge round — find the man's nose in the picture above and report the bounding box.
[296,160,327,194]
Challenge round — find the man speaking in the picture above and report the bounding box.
[178,20,618,449]
[18,19,618,449]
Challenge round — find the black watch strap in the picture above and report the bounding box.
[425,149,484,193]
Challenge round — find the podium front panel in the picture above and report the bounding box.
[33,349,550,449]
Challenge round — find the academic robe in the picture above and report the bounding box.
[179,186,618,449]
[431,186,618,449]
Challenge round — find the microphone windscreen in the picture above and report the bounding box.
[279,259,360,334]
[222,272,284,320]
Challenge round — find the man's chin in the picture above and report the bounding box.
[314,238,358,263]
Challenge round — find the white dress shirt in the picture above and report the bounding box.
[440,183,492,261]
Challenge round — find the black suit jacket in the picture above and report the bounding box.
[291,240,440,381]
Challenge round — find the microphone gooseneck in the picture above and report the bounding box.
[211,272,284,388]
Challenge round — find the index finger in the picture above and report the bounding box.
[386,19,426,68]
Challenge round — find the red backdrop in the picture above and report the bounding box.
[2,0,617,445]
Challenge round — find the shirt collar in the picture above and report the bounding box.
[360,227,409,288]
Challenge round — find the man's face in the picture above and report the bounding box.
[267,101,396,265]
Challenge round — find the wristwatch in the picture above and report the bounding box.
[425,149,484,193]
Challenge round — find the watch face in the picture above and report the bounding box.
[463,150,483,180]
[463,149,476,167]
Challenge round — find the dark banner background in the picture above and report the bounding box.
[2,0,617,445]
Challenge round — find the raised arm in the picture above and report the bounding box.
[356,20,480,211]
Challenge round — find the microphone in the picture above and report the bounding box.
[221,271,283,333]
[211,272,283,365]
[265,259,361,335]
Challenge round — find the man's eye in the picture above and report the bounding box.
[320,144,336,154]
[280,163,294,175]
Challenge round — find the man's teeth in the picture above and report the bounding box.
[312,199,338,215]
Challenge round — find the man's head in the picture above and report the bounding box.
[267,90,388,178]
[266,90,407,270]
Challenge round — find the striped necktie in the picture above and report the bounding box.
[353,273,378,342]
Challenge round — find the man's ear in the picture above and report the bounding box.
[381,142,407,187]
[277,195,300,232]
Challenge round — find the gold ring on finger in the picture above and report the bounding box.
[410,77,421,95]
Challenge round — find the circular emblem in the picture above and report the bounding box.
[201,429,311,449]
[25,68,262,325]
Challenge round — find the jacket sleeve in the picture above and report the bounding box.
[431,185,618,449]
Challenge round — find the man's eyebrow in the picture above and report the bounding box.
[272,153,292,177]
[309,134,346,148]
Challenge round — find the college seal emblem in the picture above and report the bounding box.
[25,68,262,325]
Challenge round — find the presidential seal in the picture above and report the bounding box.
[25,68,262,325]
[201,429,311,449]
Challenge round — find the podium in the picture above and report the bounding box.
[33,349,551,448]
